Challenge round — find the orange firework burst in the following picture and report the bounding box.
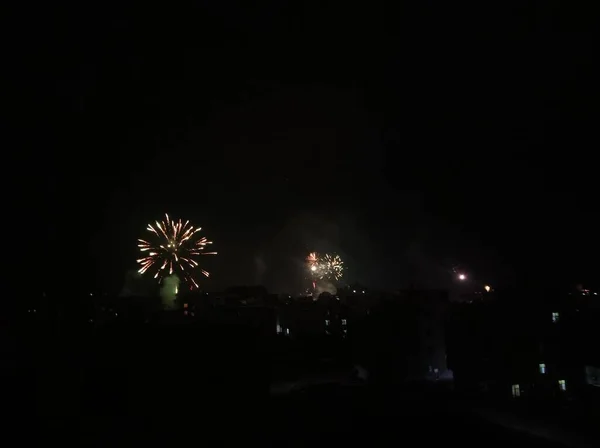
[137,214,217,289]
[307,252,319,268]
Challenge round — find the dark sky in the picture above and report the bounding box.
[15,3,598,294]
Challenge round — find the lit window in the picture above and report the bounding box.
[183,303,188,309]
[511,384,520,398]
[552,312,559,323]
[341,319,347,325]
[325,319,330,326]
[558,380,566,391]
[539,363,546,374]
[276,324,282,334]
[285,328,290,335]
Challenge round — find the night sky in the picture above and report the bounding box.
[16,3,598,294]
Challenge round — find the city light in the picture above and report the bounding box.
[458,274,466,281]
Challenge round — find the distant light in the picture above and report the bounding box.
[89,293,93,296]
[115,313,118,317]
[595,292,598,296]
[310,266,317,271]
[353,290,356,293]
[512,384,520,398]
[362,290,365,294]
[484,285,491,292]
[458,274,466,281]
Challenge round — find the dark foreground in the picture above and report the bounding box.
[10,379,575,447]
[5,321,591,447]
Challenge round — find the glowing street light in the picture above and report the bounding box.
[484,285,491,292]
[458,274,466,281]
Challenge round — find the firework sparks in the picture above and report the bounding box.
[306,252,318,270]
[306,252,344,281]
[137,214,217,289]
[321,253,344,280]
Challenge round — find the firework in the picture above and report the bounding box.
[321,254,344,281]
[306,252,344,281]
[307,252,318,270]
[137,214,217,289]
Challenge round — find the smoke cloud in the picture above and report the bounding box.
[119,269,152,297]
[160,274,180,309]
[316,280,337,296]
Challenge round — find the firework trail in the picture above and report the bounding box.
[306,252,319,289]
[137,214,217,289]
